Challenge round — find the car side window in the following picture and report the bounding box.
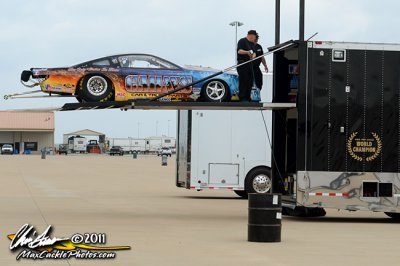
[92,59,110,66]
[118,55,178,69]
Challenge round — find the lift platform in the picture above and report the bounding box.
[8,101,296,112]
[60,101,295,111]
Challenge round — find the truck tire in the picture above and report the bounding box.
[245,167,272,194]
[385,212,400,220]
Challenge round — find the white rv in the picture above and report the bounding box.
[107,136,176,154]
[107,137,146,153]
[68,136,87,153]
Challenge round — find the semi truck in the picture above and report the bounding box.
[177,40,400,219]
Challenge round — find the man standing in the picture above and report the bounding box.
[253,34,269,90]
[236,30,257,101]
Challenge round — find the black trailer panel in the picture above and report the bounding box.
[307,47,400,173]
[272,41,400,213]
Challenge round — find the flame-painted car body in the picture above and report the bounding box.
[22,54,239,102]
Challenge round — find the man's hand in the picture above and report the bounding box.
[251,53,256,59]
[264,65,269,72]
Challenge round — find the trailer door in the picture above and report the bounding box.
[193,110,238,186]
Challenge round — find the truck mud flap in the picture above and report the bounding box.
[282,206,326,217]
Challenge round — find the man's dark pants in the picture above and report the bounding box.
[253,67,263,90]
[237,63,253,101]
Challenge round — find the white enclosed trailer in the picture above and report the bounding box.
[176,75,272,196]
[107,136,176,153]
[67,136,87,153]
[146,136,176,151]
[107,137,147,153]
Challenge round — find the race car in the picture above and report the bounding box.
[20,54,239,102]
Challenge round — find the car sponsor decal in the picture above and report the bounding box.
[125,75,193,93]
[115,92,126,98]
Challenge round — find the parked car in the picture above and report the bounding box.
[109,146,124,156]
[157,147,172,157]
[21,54,239,103]
[1,144,14,155]
[58,144,68,155]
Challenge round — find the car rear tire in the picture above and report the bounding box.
[80,74,114,102]
[202,80,229,102]
[244,167,272,194]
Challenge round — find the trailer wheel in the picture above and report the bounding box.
[80,74,114,102]
[245,167,272,194]
[202,80,229,102]
[385,212,400,220]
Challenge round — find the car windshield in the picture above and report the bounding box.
[118,55,179,69]
[3,144,12,148]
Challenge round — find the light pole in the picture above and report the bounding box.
[229,21,244,63]
[156,121,159,136]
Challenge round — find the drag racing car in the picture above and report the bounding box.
[19,54,239,102]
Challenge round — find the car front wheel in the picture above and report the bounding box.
[80,74,114,102]
[202,80,229,102]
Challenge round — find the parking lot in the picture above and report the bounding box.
[1,154,400,266]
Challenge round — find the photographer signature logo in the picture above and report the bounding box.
[8,224,130,260]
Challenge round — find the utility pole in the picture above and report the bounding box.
[275,0,280,45]
[156,121,159,136]
[299,0,305,41]
[229,21,244,63]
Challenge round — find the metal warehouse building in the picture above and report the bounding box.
[0,111,54,154]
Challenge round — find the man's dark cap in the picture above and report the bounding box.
[248,30,258,36]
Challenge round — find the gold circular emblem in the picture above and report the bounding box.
[347,132,382,162]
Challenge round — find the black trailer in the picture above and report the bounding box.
[272,40,400,218]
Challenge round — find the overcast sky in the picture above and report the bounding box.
[1,0,399,143]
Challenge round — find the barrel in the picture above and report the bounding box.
[248,193,282,242]
[41,149,46,160]
[161,155,168,166]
